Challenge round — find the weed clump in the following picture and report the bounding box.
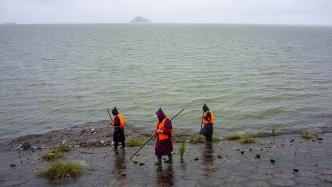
[38,161,82,181]
[42,144,71,161]
[272,127,276,136]
[178,142,186,161]
[56,144,71,152]
[239,137,256,144]
[302,129,312,140]
[189,135,205,144]
[223,134,256,144]
[223,134,242,141]
[126,137,144,147]
[189,135,221,144]
[211,136,221,142]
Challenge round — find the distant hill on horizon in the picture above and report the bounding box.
[130,16,151,23]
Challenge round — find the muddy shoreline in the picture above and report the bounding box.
[1,122,332,186]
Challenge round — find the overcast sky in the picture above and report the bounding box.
[1,0,332,25]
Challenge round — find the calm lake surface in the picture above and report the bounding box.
[0,24,332,139]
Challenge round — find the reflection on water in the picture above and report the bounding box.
[202,144,215,177]
[156,164,174,186]
[113,150,127,185]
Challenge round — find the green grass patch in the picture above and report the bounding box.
[211,136,222,142]
[239,136,256,144]
[223,134,256,144]
[189,135,221,144]
[302,129,312,140]
[42,144,71,161]
[272,127,276,136]
[178,142,186,160]
[223,134,243,141]
[55,144,71,152]
[42,151,63,161]
[38,161,82,181]
[126,137,145,147]
[189,135,206,144]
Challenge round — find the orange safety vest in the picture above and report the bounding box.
[202,110,214,125]
[155,117,172,141]
[112,113,126,128]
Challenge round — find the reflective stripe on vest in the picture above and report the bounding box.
[112,113,126,128]
[156,117,171,141]
[202,110,214,125]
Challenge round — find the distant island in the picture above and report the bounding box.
[130,16,151,23]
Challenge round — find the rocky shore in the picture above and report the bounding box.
[0,121,332,186]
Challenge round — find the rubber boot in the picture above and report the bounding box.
[164,154,173,163]
[121,141,126,150]
[113,142,118,150]
[155,157,162,166]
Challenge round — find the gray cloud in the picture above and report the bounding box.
[1,0,332,25]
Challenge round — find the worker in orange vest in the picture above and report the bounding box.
[200,104,215,143]
[111,107,126,150]
[155,108,173,166]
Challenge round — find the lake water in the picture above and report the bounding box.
[0,24,332,139]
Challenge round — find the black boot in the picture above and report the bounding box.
[155,156,162,166]
[113,142,118,150]
[165,154,173,163]
[121,141,126,149]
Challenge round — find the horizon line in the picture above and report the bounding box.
[2,22,332,27]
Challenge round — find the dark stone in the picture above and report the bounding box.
[133,161,138,164]
[218,155,222,159]
[139,163,145,166]
[249,149,252,151]
[317,138,323,141]
[10,163,16,168]
[122,174,126,177]
[270,159,275,163]
[22,142,32,150]
[236,149,240,151]
[241,151,244,154]
[290,139,294,143]
[255,154,261,159]
[195,157,199,161]
[293,168,299,172]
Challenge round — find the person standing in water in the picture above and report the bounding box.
[200,104,215,143]
[111,107,126,150]
[155,108,173,165]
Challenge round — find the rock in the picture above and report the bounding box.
[9,163,16,168]
[133,161,138,164]
[241,151,244,154]
[139,163,145,166]
[249,149,252,151]
[270,159,275,163]
[290,139,294,143]
[122,174,126,177]
[236,148,240,151]
[317,137,323,141]
[293,168,299,173]
[218,155,222,159]
[195,157,199,161]
[22,142,32,150]
[255,154,261,159]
